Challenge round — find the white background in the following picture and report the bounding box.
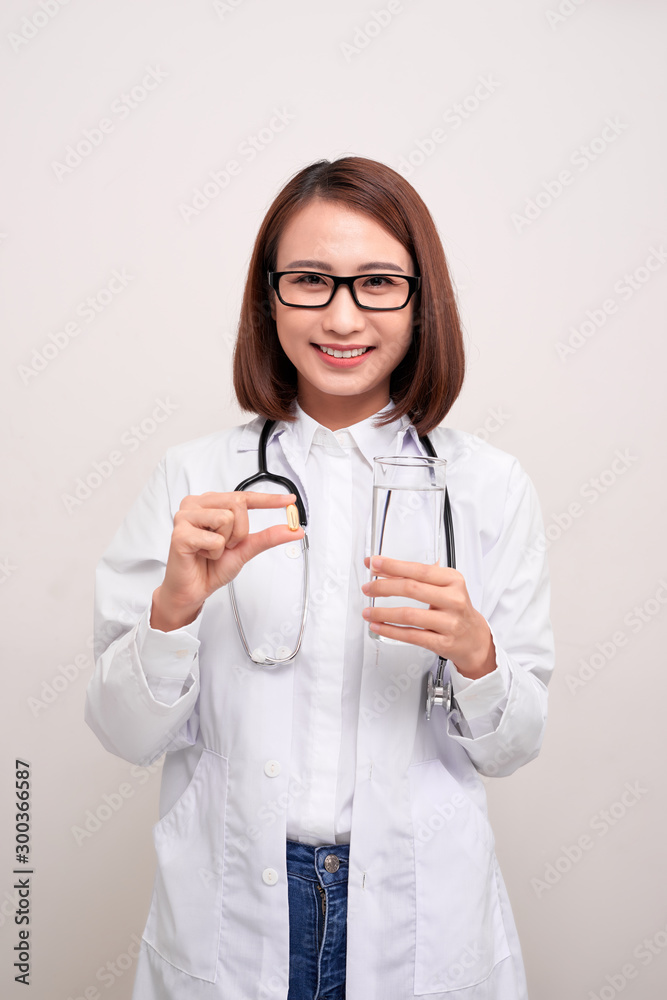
[1,1,666,997]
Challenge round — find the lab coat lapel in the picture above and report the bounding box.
[276,426,311,525]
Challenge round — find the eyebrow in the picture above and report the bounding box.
[283,259,407,273]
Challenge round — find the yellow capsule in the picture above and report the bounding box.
[286,503,300,531]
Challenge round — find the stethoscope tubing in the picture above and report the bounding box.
[229,419,309,664]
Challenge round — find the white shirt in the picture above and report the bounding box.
[276,402,509,844]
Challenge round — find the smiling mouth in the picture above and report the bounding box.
[315,344,374,359]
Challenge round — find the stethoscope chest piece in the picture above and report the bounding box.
[425,657,454,722]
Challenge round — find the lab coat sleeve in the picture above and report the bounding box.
[448,656,510,737]
[445,459,554,775]
[84,457,203,766]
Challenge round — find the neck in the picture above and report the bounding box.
[297,386,391,431]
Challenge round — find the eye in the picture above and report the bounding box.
[293,272,326,285]
[362,275,397,287]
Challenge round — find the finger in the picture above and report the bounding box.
[229,492,300,545]
[367,620,445,655]
[173,524,228,559]
[362,576,451,609]
[179,493,297,550]
[243,491,298,510]
[364,603,440,631]
[223,499,249,551]
[231,523,305,565]
[192,491,297,511]
[365,555,458,586]
[173,508,235,553]
[174,507,235,534]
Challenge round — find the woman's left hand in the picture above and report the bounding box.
[361,556,497,680]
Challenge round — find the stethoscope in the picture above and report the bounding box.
[229,418,457,721]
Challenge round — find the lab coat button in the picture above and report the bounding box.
[264,759,281,777]
[286,543,301,559]
[276,646,291,659]
[324,854,340,873]
[262,867,278,885]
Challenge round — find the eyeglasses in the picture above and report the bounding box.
[267,270,421,311]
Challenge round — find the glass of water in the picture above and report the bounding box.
[369,455,447,644]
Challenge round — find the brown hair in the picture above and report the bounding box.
[232,156,465,435]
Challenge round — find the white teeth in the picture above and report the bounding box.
[318,345,370,358]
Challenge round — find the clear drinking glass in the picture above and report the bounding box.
[369,455,447,644]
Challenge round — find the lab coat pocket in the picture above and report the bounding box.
[143,748,228,982]
[409,759,511,994]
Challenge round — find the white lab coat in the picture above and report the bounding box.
[85,412,554,1000]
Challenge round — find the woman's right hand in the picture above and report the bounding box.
[150,491,304,631]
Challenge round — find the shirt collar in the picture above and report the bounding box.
[236,402,425,467]
[290,400,419,469]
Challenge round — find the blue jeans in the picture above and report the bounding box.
[286,839,349,1000]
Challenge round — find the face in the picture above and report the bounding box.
[270,199,416,428]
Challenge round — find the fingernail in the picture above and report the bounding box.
[370,556,383,571]
[362,607,370,619]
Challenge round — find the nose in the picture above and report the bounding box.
[321,283,366,334]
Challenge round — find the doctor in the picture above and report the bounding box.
[85,156,554,1000]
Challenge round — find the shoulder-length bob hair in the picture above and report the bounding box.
[233,156,465,435]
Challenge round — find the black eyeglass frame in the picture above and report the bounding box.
[267,270,421,311]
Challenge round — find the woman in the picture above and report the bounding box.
[86,156,554,1000]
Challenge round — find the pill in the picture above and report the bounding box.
[286,504,300,531]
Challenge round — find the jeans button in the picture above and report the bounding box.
[324,854,340,873]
